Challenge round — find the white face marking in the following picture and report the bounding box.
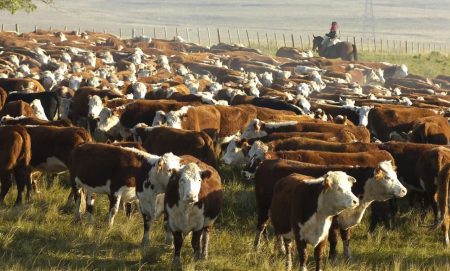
[222,139,249,165]
[69,76,82,91]
[178,163,203,203]
[259,72,273,87]
[132,82,147,99]
[164,106,191,129]
[319,171,359,214]
[248,141,268,162]
[152,110,166,126]
[369,160,407,200]
[97,107,119,132]
[30,99,48,120]
[88,95,103,119]
[356,106,372,126]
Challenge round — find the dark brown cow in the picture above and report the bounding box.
[436,163,450,246]
[0,78,45,93]
[269,172,358,271]
[1,116,73,127]
[409,115,450,145]
[165,161,223,264]
[133,126,216,167]
[367,105,437,141]
[0,101,37,119]
[0,125,32,206]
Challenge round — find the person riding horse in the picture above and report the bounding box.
[322,21,341,48]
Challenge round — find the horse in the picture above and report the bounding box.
[312,36,358,61]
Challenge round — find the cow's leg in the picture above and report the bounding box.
[30,171,41,194]
[201,226,211,259]
[164,214,173,246]
[141,212,152,245]
[191,230,202,260]
[314,239,326,271]
[341,228,351,259]
[444,218,450,247]
[172,231,184,265]
[297,239,308,271]
[0,173,12,205]
[86,191,95,224]
[124,202,133,219]
[15,166,32,203]
[14,171,26,206]
[74,187,85,222]
[108,194,121,226]
[254,206,269,251]
[283,238,292,271]
[328,219,339,260]
[275,234,286,255]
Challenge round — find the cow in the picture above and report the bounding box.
[0,125,32,206]
[310,102,373,126]
[436,163,450,247]
[1,116,73,127]
[254,158,406,260]
[24,126,92,193]
[408,115,450,145]
[0,87,6,110]
[367,105,437,142]
[165,162,223,264]
[269,172,359,271]
[242,119,370,143]
[0,78,45,93]
[0,101,37,119]
[152,105,221,140]
[132,125,217,167]
[70,144,180,228]
[5,91,61,120]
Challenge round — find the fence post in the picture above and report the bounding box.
[186,28,190,42]
[246,30,250,47]
[373,38,376,52]
[15,24,19,33]
[119,28,122,38]
[360,37,363,52]
[393,40,395,51]
[411,42,414,53]
[64,26,67,31]
[207,27,211,46]
[300,35,304,50]
[103,29,106,34]
[227,29,231,44]
[49,26,52,31]
[1,24,4,32]
[153,27,156,38]
[380,39,383,53]
[274,33,278,49]
[78,26,81,33]
[197,28,201,44]
[34,25,37,32]
[142,27,144,36]
[405,40,408,54]
[132,27,135,38]
[308,35,311,49]
[283,34,286,47]
[291,33,295,47]
[164,27,167,40]
[175,27,178,37]
[256,31,260,47]
[266,32,269,50]
[217,28,221,44]
[237,29,241,45]
[353,36,356,51]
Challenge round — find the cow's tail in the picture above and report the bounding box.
[352,44,358,61]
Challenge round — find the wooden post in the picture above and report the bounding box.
[308,35,311,49]
[227,29,231,44]
[237,29,241,45]
[217,28,221,44]
[246,30,250,47]
[411,42,414,53]
[175,27,178,37]
[300,35,304,50]
[34,25,37,32]
[257,31,260,47]
[387,40,389,52]
[360,37,363,52]
[353,36,356,51]
[197,28,201,44]
[64,26,67,31]
[78,26,81,33]
[291,33,295,47]
[142,27,144,36]
[49,26,52,31]
[153,27,156,38]
[405,40,408,54]
[164,27,167,40]
[283,34,286,47]
[186,28,190,42]
[207,27,211,46]
[274,33,278,49]
[266,32,269,50]
[373,38,376,52]
[119,28,122,38]
[380,39,383,53]
[1,24,4,32]
[132,27,135,38]
[15,24,19,33]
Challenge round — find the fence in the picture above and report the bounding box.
[1,23,449,56]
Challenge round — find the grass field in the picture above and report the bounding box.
[0,166,449,271]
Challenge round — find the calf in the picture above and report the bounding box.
[165,162,223,264]
[0,101,37,119]
[70,144,180,227]
[408,115,450,145]
[133,125,216,167]
[5,91,60,120]
[270,172,359,271]
[0,125,32,205]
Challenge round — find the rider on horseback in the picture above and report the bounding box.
[322,21,341,48]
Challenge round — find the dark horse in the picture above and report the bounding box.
[312,36,358,61]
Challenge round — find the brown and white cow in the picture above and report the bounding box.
[436,163,450,246]
[408,115,450,145]
[165,162,223,264]
[0,125,32,206]
[0,116,73,127]
[270,171,359,271]
[70,144,180,228]
[0,101,37,119]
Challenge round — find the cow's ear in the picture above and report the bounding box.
[201,170,212,180]
[254,121,261,131]
[105,139,112,144]
[348,176,357,184]
[323,175,332,190]
[156,158,165,174]
[374,167,384,180]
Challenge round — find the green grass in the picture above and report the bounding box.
[1,169,449,271]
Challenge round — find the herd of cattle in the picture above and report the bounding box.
[0,29,449,270]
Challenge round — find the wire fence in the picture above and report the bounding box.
[2,23,449,56]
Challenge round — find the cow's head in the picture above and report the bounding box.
[222,138,251,165]
[96,107,119,133]
[87,77,101,88]
[88,95,103,119]
[260,72,273,87]
[148,152,181,193]
[319,171,359,215]
[30,99,48,121]
[296,83,311,97]
[152,110,167,126]
[242,119,268,139]
[61,52,72,63]
[18,64,31,77]
[132,82,147,99]
[41,71,56,90]
[174,163,211,204]
[164,106,191,129]
[355,105,373,126]
[365,160,407,201]
[69,75,82,91]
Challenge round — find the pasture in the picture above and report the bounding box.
[0,166,449,271]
